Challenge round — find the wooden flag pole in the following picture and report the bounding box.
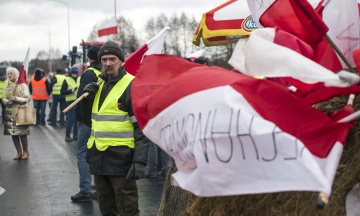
[324,34,353,70]
[62,79,103,113]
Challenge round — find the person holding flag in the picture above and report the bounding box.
[81,41,150,215]
[2,67,31,160]
[71,45,101,202]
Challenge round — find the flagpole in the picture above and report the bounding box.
[62,79,104,113]
[316,0,353,70]
[114,0,116,18]
[324,34,353,69]
[316,1,355,207]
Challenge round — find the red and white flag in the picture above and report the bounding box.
[317,0,360,68]
[228,28,360,104]
[124,26,170,75]
[97,17,118,37]
[18,47,30,84]
[247,0,343,72]
[132,54,354,197]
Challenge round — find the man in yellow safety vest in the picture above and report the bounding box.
[61,67,79,142]
[49,68,67,126]
[71,45,101,202]
[82,41,150,215]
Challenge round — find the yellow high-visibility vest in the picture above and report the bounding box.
[65,76,79,102]
[87,73,135,151]
[84,66,101,79]
[0,80,6,99]
[52,74,66,95]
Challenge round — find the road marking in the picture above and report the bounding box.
[0,186,5,196]
[39,125,77,168]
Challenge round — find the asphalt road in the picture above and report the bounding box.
[0,122,165,216]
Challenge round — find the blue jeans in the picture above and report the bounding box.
[77,121,92,193]
[33,100,47,124]
[65,101,77,137]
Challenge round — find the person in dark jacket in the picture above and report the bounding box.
[61,67,79,142]
[49,69,66,126]
[29,68,51,125]
[70,45,102,202]
[82,41,149,215]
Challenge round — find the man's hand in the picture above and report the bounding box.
[126,162,146,180]
[83,82,99,95]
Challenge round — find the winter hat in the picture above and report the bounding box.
[87,45,101,61]
[56,69,63,74]
[70,67,78,73]
[98,41,125,62]
[35,68,43,75]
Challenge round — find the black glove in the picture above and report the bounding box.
[126,162,146,180]
[83,82,99,95]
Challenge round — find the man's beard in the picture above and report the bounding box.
[101,65,118,77]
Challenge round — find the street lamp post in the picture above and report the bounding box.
[35,22,52,72]
[48,0,70,66]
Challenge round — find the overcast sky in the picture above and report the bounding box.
[0,0,225,62]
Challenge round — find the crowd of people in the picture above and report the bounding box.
[0,41,172,215]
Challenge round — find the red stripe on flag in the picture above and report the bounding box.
[18,47,30,84]
[258,0,342,72]
[260,0,328,44]
[124,44,148,76]
[97,26,118,37]
[18,65,27,84]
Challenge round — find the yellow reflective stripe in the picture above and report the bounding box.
[33,92,48,95]
[91,113,130,122]
[91,130,133,138]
